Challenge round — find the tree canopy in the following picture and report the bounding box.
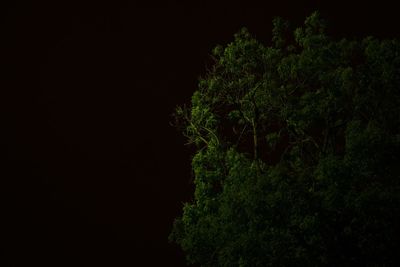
[170,12,400,267]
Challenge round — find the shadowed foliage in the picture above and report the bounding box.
[170,12,400,267]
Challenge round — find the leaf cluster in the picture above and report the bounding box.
[170,12,400,267]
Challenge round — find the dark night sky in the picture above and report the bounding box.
[1,1,399,266]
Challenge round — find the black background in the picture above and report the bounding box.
[2,1,399,266]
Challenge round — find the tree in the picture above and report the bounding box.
[170,12,400,266]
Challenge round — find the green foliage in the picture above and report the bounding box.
[170,12,400,266]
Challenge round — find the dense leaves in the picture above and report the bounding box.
[170,12,400,266]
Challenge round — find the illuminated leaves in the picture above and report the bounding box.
[171,11,400,267]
